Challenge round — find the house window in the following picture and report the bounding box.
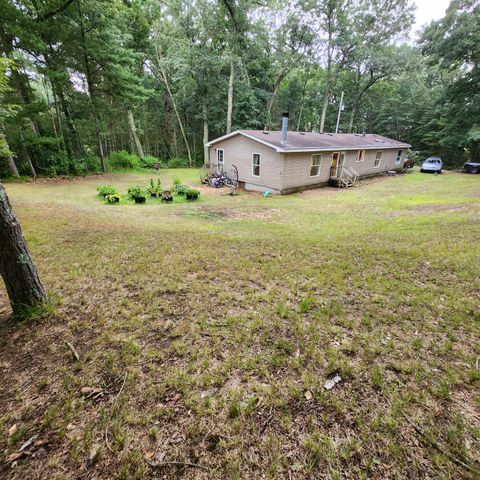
[356,150,365,162]
[216,149,224,170]
[252,153,260,176]
[395,150,403,166]
[310,154,321,177]
[374,151,382,168]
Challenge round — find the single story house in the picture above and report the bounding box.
[206,115,411,194]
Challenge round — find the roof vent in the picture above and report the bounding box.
[299,132,305,135]
[262,131,269,135]
[327,133,334,136]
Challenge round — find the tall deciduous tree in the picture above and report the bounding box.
[342,0,414,132]
[421,0,480,161]
[261,4,313,129]
[220,0,252,134]
[301,0,350,132]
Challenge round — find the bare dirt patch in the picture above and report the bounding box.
[175,205,281,221]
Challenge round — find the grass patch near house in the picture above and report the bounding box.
[0,169,479,479]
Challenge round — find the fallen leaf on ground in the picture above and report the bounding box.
[80,387,103,395]
[6,452,26,462]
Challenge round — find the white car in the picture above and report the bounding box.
[420,157,443,173]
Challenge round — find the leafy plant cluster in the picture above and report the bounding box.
[172,177,200,201]
[127,186,145,203]
[147,178,162,197]
[97,185,117,198]
[97,185,121,204]
[96,177,200,205]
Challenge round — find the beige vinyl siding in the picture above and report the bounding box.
[344,148,403,175]
[208,134,407,193]
[282,152,331,189]
[209,135,284,190]
[283,148,403,188]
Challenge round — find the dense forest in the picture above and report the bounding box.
[0,0,478,177]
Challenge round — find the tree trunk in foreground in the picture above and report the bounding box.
[0,182,47,315]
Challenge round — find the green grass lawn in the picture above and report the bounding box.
[0,169,479,479]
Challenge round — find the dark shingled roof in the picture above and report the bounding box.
[239,130,410,151]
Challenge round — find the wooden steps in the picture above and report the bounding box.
[338,178,355,188]
[335,166,359,188]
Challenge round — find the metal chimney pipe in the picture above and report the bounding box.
[281,112,289,145]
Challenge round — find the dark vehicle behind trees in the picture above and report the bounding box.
[463,162,480,174]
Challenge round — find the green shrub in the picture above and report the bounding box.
[19,136,102,176]
[97,185,117,197]
[43,151,71,176]
[45,152,103,176]
[107,150,141,170]
[147,178,162,197]
[80,154,102,173]
[167,157,189,168]
[68,154,102,175]
[174,183,188,195]
[185,188,200,201]
[141,155,161,169]
[127,186,144,200]
[26,136,65,176]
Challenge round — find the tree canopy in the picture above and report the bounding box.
[0,0,478,175]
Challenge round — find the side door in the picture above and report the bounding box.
[330,152,345,179]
